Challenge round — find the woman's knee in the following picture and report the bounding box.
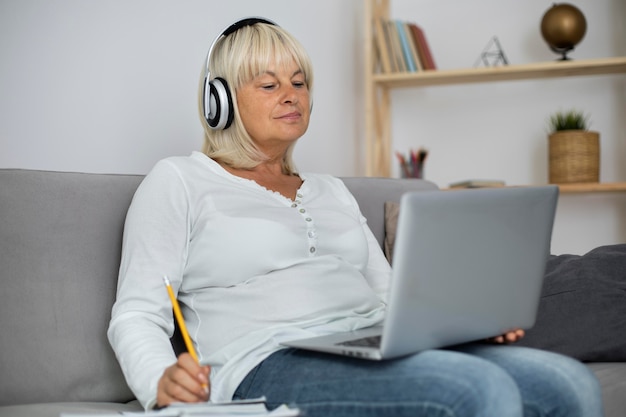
[526,349,604,416]
[461,345,604,417]
[396,350,524,417]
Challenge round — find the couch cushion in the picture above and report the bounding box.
[587,363,626,417]
[516,244,626,361]
[0,169,143,406]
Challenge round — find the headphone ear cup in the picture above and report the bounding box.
[207,77,234,130]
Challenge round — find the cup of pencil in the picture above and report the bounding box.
[396,148,428,179]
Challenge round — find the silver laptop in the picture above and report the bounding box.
[282,186,558,360]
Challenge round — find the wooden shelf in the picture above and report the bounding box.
[557,182,626,194]
[363,0,626,195]
[365,60,626,179]
[372,56,626,89]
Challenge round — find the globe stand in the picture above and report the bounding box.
[550,45,575,61]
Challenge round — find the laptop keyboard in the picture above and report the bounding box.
[337,335,382,348]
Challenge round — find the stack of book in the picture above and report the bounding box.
[448,180,506,189]
[373,18,437,73]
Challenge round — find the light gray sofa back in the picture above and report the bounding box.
[0,169,142,406]
[0,169,437,406]
[340,177,438,244]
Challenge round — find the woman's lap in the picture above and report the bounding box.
[233,345,603,417]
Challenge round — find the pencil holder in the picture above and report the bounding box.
[396,149,428,179]
[400,162,423,179]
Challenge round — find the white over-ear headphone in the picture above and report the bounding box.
[201,17,277,130]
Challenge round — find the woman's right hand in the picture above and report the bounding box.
[156,353,211,408]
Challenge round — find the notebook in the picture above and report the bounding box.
[282,186,558,360]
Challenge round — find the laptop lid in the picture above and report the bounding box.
[380,186,558,358]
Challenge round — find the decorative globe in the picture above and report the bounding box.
[541,3,587,60]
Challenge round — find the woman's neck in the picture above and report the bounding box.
[219,161,303,201]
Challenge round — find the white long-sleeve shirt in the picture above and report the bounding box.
[108,151,391,408]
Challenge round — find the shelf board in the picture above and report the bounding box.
[373,56,626,89]
[443,182,626,193]
[557,182,626,194]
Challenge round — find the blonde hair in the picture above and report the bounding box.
[198,22,314,174]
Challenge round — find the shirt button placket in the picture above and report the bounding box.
[291,193,317,257]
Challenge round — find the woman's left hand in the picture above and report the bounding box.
[487,329,525,344]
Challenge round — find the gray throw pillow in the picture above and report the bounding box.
[516,244,626,362]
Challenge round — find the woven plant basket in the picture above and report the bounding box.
[548,130,600,184]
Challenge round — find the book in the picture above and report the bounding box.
[386,20,406,72]
[379,19,398,72]
[395,20,417,72]
[403,21,423,71]
[373,17,392,73]
[449,180,506,189]
[408,23,437,70]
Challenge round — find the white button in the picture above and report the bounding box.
[308,230,316,238]
[299,208,306,213]
[310,247,316,253]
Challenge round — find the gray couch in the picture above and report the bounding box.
[1,168,624,417]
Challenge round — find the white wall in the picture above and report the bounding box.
[0,0,362,176]
[1,0,624,255]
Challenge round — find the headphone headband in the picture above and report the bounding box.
[221,17,276,38]
[202,17,278,130]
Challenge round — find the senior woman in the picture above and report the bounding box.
[108,18,603,417]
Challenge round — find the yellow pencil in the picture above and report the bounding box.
[162,276,201,364]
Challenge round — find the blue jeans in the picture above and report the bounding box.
[232,344,603,417]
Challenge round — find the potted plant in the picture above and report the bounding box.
[547,109,599,184]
